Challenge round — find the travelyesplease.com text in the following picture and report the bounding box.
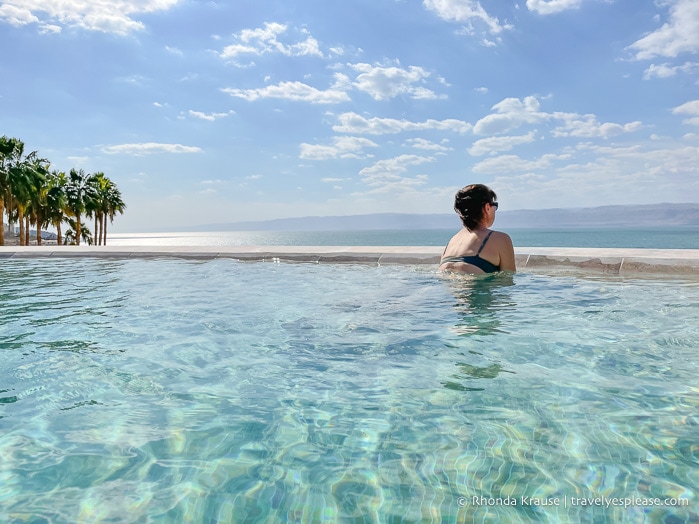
[459,495,689,509]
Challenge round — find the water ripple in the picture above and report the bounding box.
[0,259,697,522]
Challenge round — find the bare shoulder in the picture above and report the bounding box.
[489,230,516,271]
[489,230,514,246]
[444,229,468,248]
[448,231,463,243]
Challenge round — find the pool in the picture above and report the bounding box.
[1,258,697,523]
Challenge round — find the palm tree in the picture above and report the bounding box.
[64,218,93,245]
[45,170,69,246]
[8,148,48,246]
[2,136,125,247]
[104,183,125,246]
[90,173,125,246]
[90,173,107,246]
[0,135,23,245]
[0,138,11,245]
[2,137,26,243]
[29,165,63,246]
[65,168,96,246]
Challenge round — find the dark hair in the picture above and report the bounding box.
[454,184,497,231]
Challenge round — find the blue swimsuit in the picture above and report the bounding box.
[440,231,500,273]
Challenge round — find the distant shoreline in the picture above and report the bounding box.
[112,224,699,235]
[104,227,699,250]
[1,235,58,247]
[123,203,699,234]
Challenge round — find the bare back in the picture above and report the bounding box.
[440,228,516,274]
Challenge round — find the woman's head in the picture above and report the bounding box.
[454,184,498,231]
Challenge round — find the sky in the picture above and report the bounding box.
[1,0,699,232]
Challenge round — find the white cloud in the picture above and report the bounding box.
[468,132,536,156]
[221,81,351,104]
[188,110,231,121]
[102,143,202,155]
[115,75,149,86]
[473,95,643,139]
[0,0,180,35]
[472,153,563,174]
[359,154,435,187]
[526,0,584,15]
[348,62,444,101]
[353,175,430,194]
[0,3,39,26]
[672,100,699,125]
[627,0,699,60]
[219,22,323,61]
[404,138,452,152]
[479,37,499,47]
[220,60,445,104]
[333,112,471,135]
[473,96,549,135]
[553,115,643,138]
[576,143,643,155]
[300,136,379,160]
[643,61,699,79]
[486,142,699,210]
[423,0,509,35]
[39,23,61,34]
[165,46,183,56]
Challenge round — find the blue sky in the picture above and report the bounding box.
[1,0,698,232]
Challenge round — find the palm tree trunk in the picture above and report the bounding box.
[94,215,99,246]
[76,216,81,246]
[18,209,25,246]
[25,215,30,245]
[7,193,14,239]
[57,223,62,246]
[103,217,108,246]
[36,220,42,246]
[0,199,4,246]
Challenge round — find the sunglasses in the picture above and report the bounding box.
[489,202,499,209]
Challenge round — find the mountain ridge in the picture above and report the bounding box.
[171,203,699,232]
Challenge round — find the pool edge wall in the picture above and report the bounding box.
[1,246,698,277]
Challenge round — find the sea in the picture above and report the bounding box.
[107,227,699,249]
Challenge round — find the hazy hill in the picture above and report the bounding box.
[494,203,699,228]
[182,203,699,232]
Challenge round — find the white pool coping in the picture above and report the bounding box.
[2,245,699,276]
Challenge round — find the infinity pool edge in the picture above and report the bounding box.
[2,246,699,276]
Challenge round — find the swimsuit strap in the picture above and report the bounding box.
[476,231,493,255]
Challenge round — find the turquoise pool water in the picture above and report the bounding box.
[1,259,698,523]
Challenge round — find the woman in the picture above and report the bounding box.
[440,184,516,274]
